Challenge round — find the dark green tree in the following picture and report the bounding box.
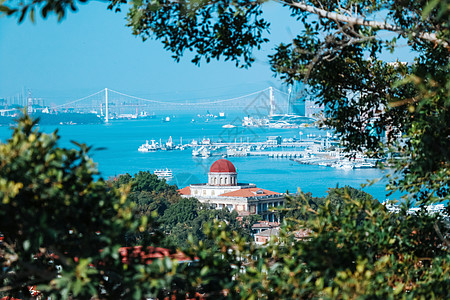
[0,114,168,298]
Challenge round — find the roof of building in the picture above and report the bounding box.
[293,229,312,240]
[252,221,280,229]
[119,246,196,264]
[255,228,280,238]
[219,188,280,198]
[178,186,191,195]
[209,159,236,173]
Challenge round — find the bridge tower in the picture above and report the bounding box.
[269,86,275,117]
[105,88,109,123]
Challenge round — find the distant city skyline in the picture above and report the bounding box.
[0,2,413,106]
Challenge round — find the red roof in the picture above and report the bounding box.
[178,186,191,195]
[219,188,280,198]
[209,159,236,173]
[252,221,280,229]
[119,246,196,264]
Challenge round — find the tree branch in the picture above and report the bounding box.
[281,0,448,48]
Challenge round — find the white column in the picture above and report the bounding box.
[105,88,109,123]
[269,86,274,117]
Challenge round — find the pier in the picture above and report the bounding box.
[137,134,377,169]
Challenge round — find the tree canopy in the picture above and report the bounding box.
[0,114,157,298]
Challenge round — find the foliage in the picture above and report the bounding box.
[110,173,250,249]
[146,192,449,299]
[224,192,450,299]
[284,186,379,220]
[160,199,244,249]
[110,171,179,221]
[0,0,88,22]
[0,113,162,299]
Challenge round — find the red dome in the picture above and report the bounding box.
[209,159,237,173]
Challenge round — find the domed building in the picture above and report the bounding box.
[179,159,284,221]
[208,159,237,186]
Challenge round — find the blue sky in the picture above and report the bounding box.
[0,2,297,105]
[0,2,411,105]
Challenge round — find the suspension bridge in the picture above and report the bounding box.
[50,87,300,121]
[2,86,316,122]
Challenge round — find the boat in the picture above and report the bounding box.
[242,116,269,127]
[201,138,211,145]
[354,162,376,169]
[192,146,211,157]
[334,162,354,170]
[138,140,159,152]
[162,116,171,122]
[222,124,236,129]
[154,168,173,179]
[165,136,174,150]
[218,112,226,119]
[269,120,300,129]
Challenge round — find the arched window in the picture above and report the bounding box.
[220,177,222,185]
[225,177,228,184]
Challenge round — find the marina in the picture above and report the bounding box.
[137,132,378,169]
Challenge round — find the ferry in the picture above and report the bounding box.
[154,168,173,179]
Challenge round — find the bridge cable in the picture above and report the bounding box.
[51,89,105,109]
[107,88,271,106]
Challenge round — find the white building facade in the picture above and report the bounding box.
[179,159,284,222]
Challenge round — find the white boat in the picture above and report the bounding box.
[154,168,173,179]
[222,124,236,129]
[336,163,354,170]
[165,136,174,150]
[192,147,200,157]
[201,138,211,145]
[192,146,211,157]
[354,162,375,169]
[163,116,171,122]
[138,140,159,152]
[269,120,299,129]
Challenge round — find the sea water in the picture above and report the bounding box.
[0,114,394,201]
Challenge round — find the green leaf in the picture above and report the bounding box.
[29,7,35,23]
[422,0,440,20]
[23,240,30,251]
